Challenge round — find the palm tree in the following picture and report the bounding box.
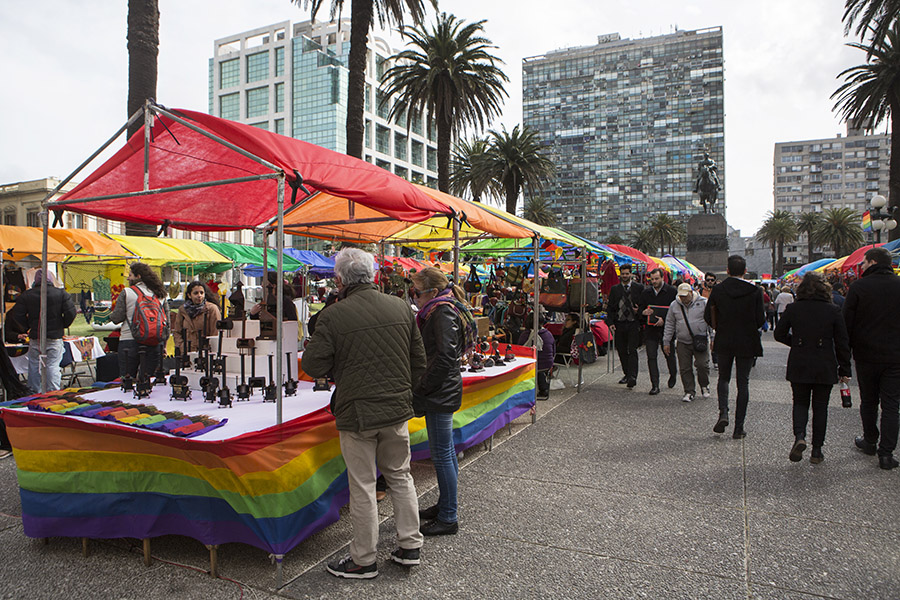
[817,207,866,256]
[478,125,555,214]
[295,0,433,159]
[756,210,799,276]
[832,19,900,241]
[381,13,509,192]
[125,0,159,237]
[605,234,625,245]
[796,212,823,263]
[521,197,557,226]
[843,0,900,44]
[630,228,657,255]
[449,137,498,203]
[648,214,686,256]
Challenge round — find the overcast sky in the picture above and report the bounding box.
[0,0,867,236]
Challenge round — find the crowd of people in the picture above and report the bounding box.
[2,244,898,575]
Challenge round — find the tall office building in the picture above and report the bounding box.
[209,19,439,188]
[523,27,725,243]
[773,123,890,268]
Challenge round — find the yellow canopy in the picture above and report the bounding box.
[106,234,232,267]
[50,229,134,259]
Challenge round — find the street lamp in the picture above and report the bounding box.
[869,194,897,244]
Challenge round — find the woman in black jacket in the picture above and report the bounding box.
[774,272,851,464]
[410,267,475,537]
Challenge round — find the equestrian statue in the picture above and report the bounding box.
[693,151,720,214]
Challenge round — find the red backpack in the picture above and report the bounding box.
[129,286,170,346]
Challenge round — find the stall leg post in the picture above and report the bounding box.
[142,538,152,566]
[207,544,218,578]
[577,253,587,393]
[82,538,89,558]
[531,239,540,425]
[275,554,285,588]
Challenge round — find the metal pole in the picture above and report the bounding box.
[0,252,5,352]
[276,175,285,425]
[40,210,49,393]
[577,251,587,393]
[143,99,152,192]
[531,238,540,423]
[452,214,460,285]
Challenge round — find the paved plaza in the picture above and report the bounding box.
[1,332,898,599]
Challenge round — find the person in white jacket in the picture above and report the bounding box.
[663,283,715,402]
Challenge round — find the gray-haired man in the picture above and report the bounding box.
[302,247,427,578]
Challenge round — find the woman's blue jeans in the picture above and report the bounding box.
[425,410,458,524]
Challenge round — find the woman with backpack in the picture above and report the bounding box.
[111,262,169,379]
[173,281,222,354]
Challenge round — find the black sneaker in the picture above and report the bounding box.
[810,447,824,464]
[854,436,877,456]
[325,556,378,579]
[732,429,747,439]
[418,504,439,520]
[789,439,806,462]
[390,547,421,566]
[617,376,628,384]
[713,414,728,434]
[420,519,458,536]
[667,374,677,389]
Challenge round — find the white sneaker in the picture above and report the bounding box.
[0,449,12,460]
[700,387,711,398]
[682,393,694,403]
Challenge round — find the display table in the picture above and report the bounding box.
[1,347,535,560]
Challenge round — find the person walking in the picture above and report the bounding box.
[606,263,644,388]
[843,246,900,470]
[8,269,77,393]
[302,248,426,578]
[704,255,765,438]
[663,283,713,403]
[774,272,852,464]
[410,267,477,536]
[639,268,678,395]
[773,286,794,326]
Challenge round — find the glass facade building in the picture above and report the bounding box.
[209,20,438,187]
[523,28,725,243]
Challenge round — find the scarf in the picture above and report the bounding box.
[184,299,206,320]
[416,288,478,353]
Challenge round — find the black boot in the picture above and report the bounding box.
[713,412,728,434]
[810,446,824,464]
[789,438,806,462]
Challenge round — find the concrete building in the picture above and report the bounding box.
[773,123,890,268]
[523,27,725,245]
[208,19,439,188]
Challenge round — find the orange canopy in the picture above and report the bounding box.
[0,225,70,262]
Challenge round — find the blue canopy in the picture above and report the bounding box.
[243,249,334,277]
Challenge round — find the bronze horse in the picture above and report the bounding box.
[696,165,719,213]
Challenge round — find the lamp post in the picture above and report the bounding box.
[869,194,897,244]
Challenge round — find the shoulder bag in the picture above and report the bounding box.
[679,302,708,353]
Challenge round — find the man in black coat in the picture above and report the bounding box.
[606,263,644,388]
[843,246,900,470]
[8,270,77,393]
[638,268,678,394]
[704,255,765,438]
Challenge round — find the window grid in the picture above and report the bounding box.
[220,59,240,89]
[219,93,240,120]
[275,82,285,113]
[246,87,269,119]
[275,47,285,77]
[246,51,269,83]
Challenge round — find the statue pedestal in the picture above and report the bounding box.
[685,214,728,275]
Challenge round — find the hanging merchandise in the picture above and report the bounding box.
[568,277,599,311]
[540,266,568,310]
[571,331,597,365]
[463,264,482,294]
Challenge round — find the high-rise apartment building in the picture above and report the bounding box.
[209,20,439,188]
[773,123,890,268]
[523,27,725,243]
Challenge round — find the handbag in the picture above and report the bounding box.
[571,331,597,365]
[679,302,708,353]
[540,266,568,310]
[463,264,482,294]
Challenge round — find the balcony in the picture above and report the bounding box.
[866,161,880,169]
[809,185,823,193]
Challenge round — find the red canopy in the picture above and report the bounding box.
[604,244,653,268]
[842,243,884,273]
[50,108,449,231]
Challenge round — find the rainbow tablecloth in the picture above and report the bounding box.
[2,350,535,556]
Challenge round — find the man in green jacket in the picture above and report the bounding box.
[302,247,427,579]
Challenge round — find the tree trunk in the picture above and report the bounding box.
[770,242,776,275]
[807,234,813,264]
[890,100,900,241]
[344,0,373,159]
[777,240,784,276]
[504,173,520,215]
[437,113,452,193]
[126,0,159,237]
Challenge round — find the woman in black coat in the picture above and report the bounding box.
[774,272,851,464]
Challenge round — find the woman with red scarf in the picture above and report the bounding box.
[410,267,476,537]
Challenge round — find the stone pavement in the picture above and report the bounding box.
[1,333,898,599]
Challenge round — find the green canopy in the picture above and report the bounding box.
[203,242,305,273]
